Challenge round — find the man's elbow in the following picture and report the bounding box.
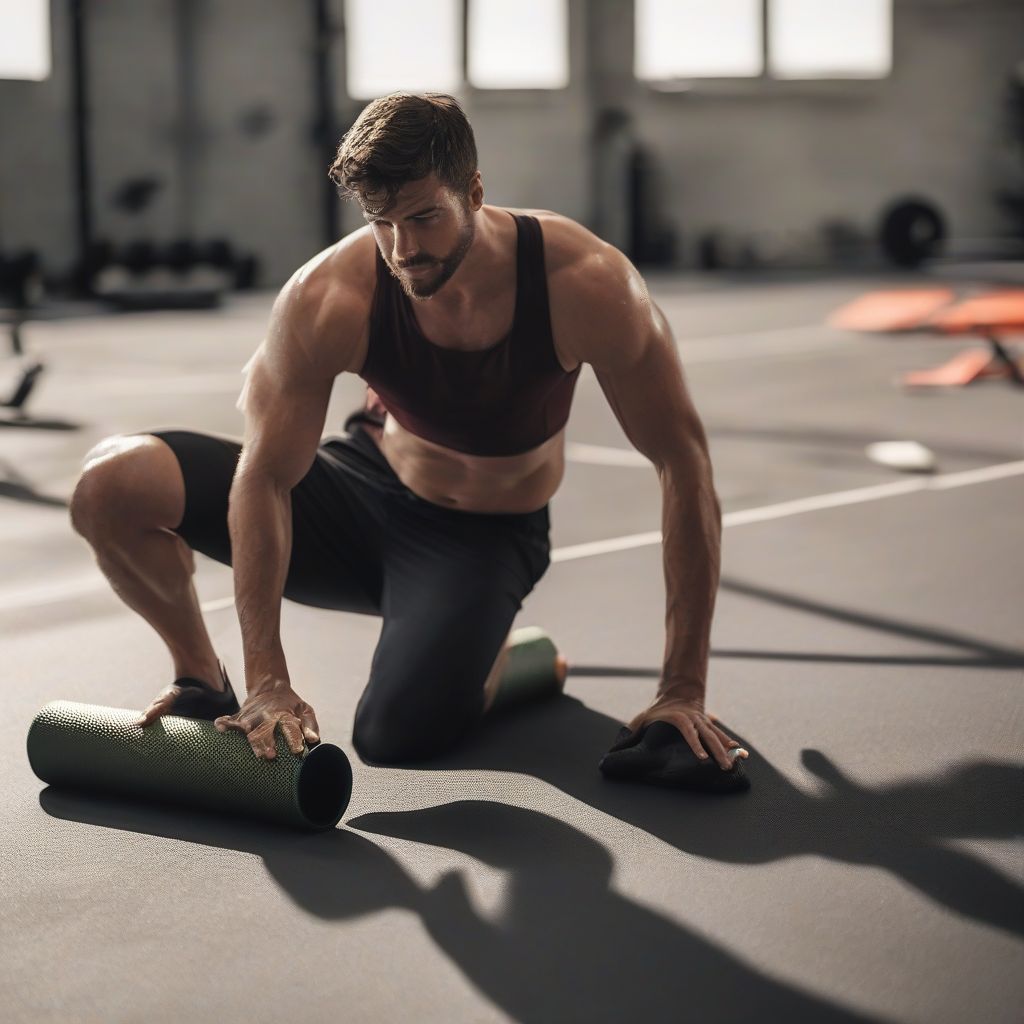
[655,444,721,516]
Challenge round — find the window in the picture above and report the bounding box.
[636,0,892,84]
[345,0,570,99]
[635,0,763,81]
[0,0,51,81]
[467,0,569,90]
[769,0,891,79]
[344,0,461,100]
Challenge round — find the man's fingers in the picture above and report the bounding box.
[709,721,740,749]
[677,717,709,761]
[696,722,734,770]
[300,709,320,745]
[248,719,280,759]
[280,718,306,756]
[708,722,750,760]
[215,706,319,760]
[137,694,173,727]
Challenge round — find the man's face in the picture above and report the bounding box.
[363,174,477,300]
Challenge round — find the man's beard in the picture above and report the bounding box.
[386,216,476,300]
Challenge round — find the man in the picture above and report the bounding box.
[69,93,748,776]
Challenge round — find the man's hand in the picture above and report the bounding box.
[135,682,214,728]
[625,693,749,772]
[214,683,320,760]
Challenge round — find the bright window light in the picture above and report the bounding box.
[0,0,51,81]
[468,0,569,90]
[769,0,892,79]
[345,0,461,100]
[635,0,763,80]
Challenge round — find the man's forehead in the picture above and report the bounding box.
[364,175,446,218]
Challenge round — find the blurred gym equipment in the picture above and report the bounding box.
[1,248,46,418]
[831,287,1024,389]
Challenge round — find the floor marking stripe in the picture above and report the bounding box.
[565,443,652,468]
[928,460,1024,490]
[3,459,1023,610]
[0,573,114,610]
[550,460,1024,563]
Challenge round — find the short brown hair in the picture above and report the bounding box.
[328,93,478,215]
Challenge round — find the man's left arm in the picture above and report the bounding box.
[570,251,748,770]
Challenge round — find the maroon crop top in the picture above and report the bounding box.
[357,213,582,457]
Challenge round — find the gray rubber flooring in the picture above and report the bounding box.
[2,274,1022,1023]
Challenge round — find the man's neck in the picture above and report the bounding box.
[422,206,512,314]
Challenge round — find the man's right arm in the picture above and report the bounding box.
[229,272,363,695]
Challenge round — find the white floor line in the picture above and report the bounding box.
[928,460,1024,490]
[565,442,652,468]
[551,459,1024,563]
[0,573,115,611]
[4,458,1023,612]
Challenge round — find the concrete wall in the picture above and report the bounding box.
[185,0,325,280]
[1,0,1020,281]
[86,0,181,245]
[1,0,329,283]
[624,0,1024,264]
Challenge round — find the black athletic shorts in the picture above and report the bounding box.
[142,419,552,763]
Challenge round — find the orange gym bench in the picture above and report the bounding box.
[828,288,1024,388]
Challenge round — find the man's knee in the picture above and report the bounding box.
[351,684,482,765]
[70,434,186,538]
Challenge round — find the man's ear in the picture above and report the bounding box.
[468,171,484,211]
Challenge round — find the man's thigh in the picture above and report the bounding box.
[145,429,387,614]
[352,499,551,764]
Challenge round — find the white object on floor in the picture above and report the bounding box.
[865,440,938,473]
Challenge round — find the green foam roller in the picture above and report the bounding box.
[489,627,564,712]
[27,700,352,832]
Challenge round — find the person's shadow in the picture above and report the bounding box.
[38,784,883,1023]
[358,689,1024,943]
[35,686,1020,1023]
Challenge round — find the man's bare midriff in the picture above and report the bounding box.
[376,416,566,514]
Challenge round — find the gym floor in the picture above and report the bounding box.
[3,274,1022,1023]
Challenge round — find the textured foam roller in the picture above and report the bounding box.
[27,701,352,831]
[489,627,563,712]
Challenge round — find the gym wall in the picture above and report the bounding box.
[629,0,1024,262]
[0,0,1021,282]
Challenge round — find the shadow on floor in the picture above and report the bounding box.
[365,695,1024,944]
[718,576,1024,666]
[37,680,1022,1024]
[39,777,883,1024]
[0,480,69,509]
[29,572,1024,1021]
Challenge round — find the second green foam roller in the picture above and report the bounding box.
[488,627,566,712]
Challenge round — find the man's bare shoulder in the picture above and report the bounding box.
[511,209,652,359]
[501,207,610,275]
[279,226,378,374]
